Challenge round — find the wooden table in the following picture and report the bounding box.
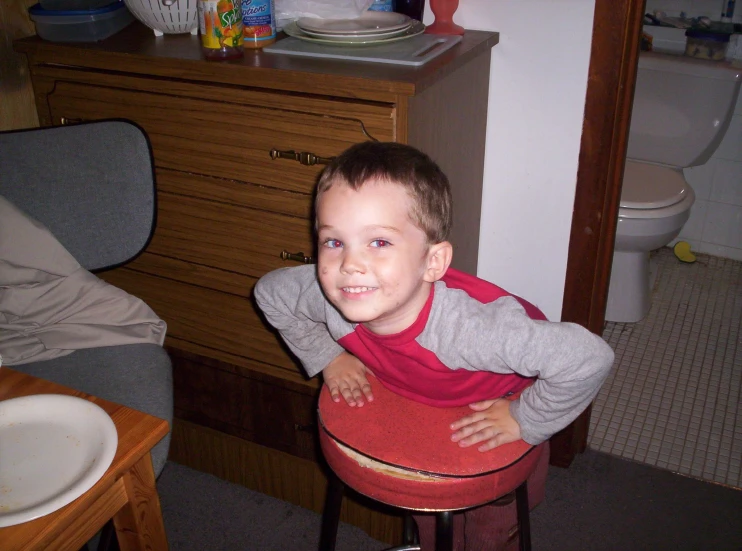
[0,368,170,551]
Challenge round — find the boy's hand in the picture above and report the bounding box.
[450,398,522,451]
[323,352,374,407]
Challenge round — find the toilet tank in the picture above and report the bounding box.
[627,52,741,168]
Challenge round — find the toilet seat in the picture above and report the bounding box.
[621,161,690,209]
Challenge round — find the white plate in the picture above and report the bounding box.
[0,394,118,528]
[298,24,412,41]
[296,11,412,35]
[284,20,424,46]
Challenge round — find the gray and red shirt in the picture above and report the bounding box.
[255,264,614,444]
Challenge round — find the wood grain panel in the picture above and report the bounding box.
[0,0,38,131]
[165,343,318,393]
[125,253,254,298]
[169,419,405,546]
[149,192,314,279]
[44,479,128,551]
[32,64,396,132]
[156,169,313,219]
[98,269,299,373]
[113,455,168,551]
[45,80,395,194]
[16,24,498,102]
[173,352,318,459]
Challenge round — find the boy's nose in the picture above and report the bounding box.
[340,249,366,275]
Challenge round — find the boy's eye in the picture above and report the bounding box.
[370,239,391,248]
[323,239,343,249]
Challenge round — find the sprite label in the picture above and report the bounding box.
[198,0,244,50]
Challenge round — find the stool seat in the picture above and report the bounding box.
[318,377,545,511]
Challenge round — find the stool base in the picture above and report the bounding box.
[319,471,532,551]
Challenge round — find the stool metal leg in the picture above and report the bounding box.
[403,513,418,545]
[381,513,421,551]
[435,511,454,551]
[515,481,531,551]
[319,471,345,551]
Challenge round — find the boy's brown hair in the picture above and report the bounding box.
[316,141,453,244]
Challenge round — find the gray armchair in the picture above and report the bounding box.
[0,120,173,478]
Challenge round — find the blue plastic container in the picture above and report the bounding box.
[29,1,134,42]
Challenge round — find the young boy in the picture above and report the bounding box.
[255,142,614,548]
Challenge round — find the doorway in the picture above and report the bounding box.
[551,0,645,467]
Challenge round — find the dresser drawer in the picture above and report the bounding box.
[171,349,318,460]
[148,191,314,280]
[47,81,395,194]
[100,269,299,373]
[156,169,313,219]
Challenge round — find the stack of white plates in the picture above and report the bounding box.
[284,11,424,45]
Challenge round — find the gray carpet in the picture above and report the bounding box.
[156,450,742,551]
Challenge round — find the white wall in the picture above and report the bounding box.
[423,2,596,321]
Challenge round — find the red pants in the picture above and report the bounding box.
[412,441,549,551]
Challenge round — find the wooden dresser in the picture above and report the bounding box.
[15,23,497,544]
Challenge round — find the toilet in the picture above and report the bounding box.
[605,52,741,323]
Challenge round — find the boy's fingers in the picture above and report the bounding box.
[478,432,518,452]
[468,398,499,411]
[361,383,374,402]
[351,387,366,407]
[451,418,489,442]
[337,386,357,407]
[450,411,487,430]
[477,437,503,452]
[328,384,341,402]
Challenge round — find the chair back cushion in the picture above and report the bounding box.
[0,120,155,271]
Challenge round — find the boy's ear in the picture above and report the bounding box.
[424,241,453,283]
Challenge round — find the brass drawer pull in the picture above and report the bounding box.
[60,117,84,125]
[270,148,334,166]
[281,250,315,264]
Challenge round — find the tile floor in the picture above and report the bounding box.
[589,247,742,489]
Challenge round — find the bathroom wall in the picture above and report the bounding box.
[646,2,742,262]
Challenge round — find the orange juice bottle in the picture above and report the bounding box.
[241,0,276,49]
[198,0,244,61]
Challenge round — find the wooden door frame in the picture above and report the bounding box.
[549,0,646,467]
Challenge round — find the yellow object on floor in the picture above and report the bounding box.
[673,241,697,263]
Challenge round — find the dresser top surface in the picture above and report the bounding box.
[16,22,498,99]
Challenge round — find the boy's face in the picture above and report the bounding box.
[316,179,439,335]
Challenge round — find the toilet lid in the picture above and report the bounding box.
[621,161,690,209]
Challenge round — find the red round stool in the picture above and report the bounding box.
[317,377,546,551]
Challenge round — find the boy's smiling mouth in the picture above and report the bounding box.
[342,286,377,294]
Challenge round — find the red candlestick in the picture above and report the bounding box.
[425,0,464,35]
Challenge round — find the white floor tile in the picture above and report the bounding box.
[589,246,742,489]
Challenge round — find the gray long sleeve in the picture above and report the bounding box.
[423,288,615,444]
[254,265,345,377]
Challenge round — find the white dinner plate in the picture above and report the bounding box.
[283,20,424,46]
[296,11,412,35]
[298,24,412,41]
[0,394,118,528]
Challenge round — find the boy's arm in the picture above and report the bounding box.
[433,293,614,445]
[482,298,614,445]
[254,264,345,378]
[511,327,613,445]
